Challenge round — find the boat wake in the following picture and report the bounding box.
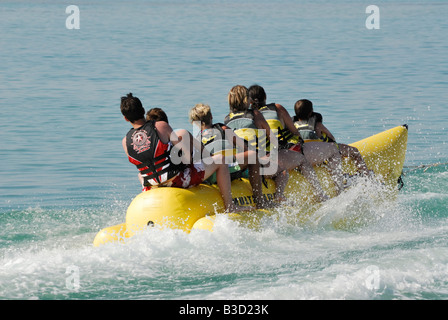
[306,177,400,230]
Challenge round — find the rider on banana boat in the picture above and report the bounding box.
[120,93,249,213]
[247,85,346,197]
[224,85,330,202]
[189,103,272,209]
[293,99,371,176]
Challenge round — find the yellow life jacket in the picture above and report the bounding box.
[198,123,244,184]
[200,123,236,159]
[294,118,322,143]
[224,110,269,153]
[292,113,335,143]
[258,103,294,149]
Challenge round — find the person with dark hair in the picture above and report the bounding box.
[120,93,248,213]
[224,85,330,203]
[247,85,296,148]
[120,93,145,123]
[248,84,345,197]
[146,107,169,123]
[293,99,371,176]
[293,99,328,142]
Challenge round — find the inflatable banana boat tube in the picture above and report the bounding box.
[93,125,408,246]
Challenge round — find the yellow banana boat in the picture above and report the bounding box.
[93,125,408,246]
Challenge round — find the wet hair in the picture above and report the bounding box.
[294,99,313,120]
[120,93,145,123]
[146,107,169,123]
[248,84,267,109]
[228,85,249,113]
[189,103,212,126]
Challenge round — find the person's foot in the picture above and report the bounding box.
[363,169,375,178]
[274,195,287,203]
[255,200,275,209]
[358,168,374,178]
[343,173,354,189]
[316,193,330,202]
[226,204,253,213]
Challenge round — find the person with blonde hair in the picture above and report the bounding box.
[189,103,269,208]
[224,85,331,203]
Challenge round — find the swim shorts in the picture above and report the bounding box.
[142,163,205,191]
[289,143,302,154]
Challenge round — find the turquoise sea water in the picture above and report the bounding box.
[1,0,448,300]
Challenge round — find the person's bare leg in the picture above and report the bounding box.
[338,144,371,176]
[277,149,329,202]
[236,150,269,209]
[260,153,293,203]
[302,142,344,194]
[272,170,289,202]
[203,154,251,212]
[325,152,344,195]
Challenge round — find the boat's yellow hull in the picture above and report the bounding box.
[93,125,408,247]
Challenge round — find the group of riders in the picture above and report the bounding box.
[120,84,371,212]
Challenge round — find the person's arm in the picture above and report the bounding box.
[193,133,212,159]
[156,121,211,163]
[315,122,336,142]
[253,108,279,150]
[222,124,247,152]
[123,136,143,186]
[154,121,173,144]
[122,136,128,156]
[275,103,300,137]
[253,109,272,135]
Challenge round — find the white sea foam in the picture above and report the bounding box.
[2,188,447,300]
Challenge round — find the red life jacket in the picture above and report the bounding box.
[125,121,185,187]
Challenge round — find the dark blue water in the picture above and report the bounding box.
[1,0,448,300]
